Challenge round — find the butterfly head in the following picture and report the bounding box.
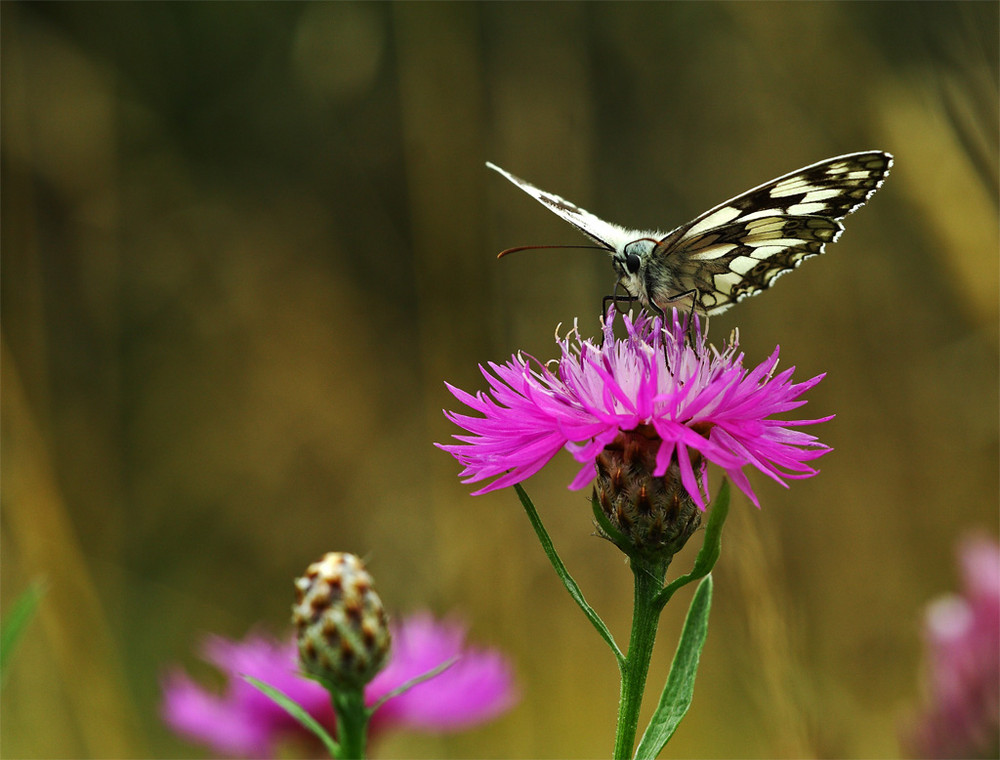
[611,238,658,305]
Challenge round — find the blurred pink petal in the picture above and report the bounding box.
[369,612,518,730]
[902,534,1000,758]
[162,614,517,757]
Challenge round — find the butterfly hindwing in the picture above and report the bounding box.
[648,215,842,313]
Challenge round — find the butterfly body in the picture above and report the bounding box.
[487,151,892,315]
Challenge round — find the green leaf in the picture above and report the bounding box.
[633,574,713,759]
[689,480,729,578]
[243,675,340,758]
[1,581,46,686]
[514,483,624,664]
[656,480,729,609]
[368,656,458,713]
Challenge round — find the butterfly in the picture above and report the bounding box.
[487,151,892,316]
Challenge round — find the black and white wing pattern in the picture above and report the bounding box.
[487,151,892,316]
[646,151,893,314]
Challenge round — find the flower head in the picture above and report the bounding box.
[903,535,1000,758]
[438,308,832,511]
[162,613,518,757]
[292,553,391,691]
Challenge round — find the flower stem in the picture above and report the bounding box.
[331,688,368,759]
[614,558,669,760]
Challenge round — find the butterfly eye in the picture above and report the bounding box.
[625,253,642,274]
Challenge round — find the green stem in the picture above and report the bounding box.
[614,558,669,760]
[332,689,368,760]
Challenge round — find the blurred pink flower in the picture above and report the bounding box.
[903,535,1000,758]
[162,612,517,757]
[438,308,832,509]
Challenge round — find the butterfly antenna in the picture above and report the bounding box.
[497,244,609,259]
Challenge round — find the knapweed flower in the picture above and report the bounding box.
[161,612,518,757]
[902,535,1000,758]
[438,308,831,518]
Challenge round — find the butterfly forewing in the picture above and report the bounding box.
[652,151,892,314]
[688,151,892,225]
[485,162,631,251]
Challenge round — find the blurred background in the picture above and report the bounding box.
[2,2,997,758]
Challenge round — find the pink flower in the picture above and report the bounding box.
[903,535,1000,758]
[162,612,518,757]
[438,308,832,509]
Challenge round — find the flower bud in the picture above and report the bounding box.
[292,553,391,691]
[594,425,702,560]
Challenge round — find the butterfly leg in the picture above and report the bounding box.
[600,291,636,347]
[656,288,701,343]
[641,300,675,366]
[603,282,639,318]
[659,288,698,310]
[600,286,644,348]
[645,299,667,325]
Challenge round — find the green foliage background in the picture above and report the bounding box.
[2,3,997,758]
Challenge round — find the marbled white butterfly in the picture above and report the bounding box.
[487,151,892,315]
